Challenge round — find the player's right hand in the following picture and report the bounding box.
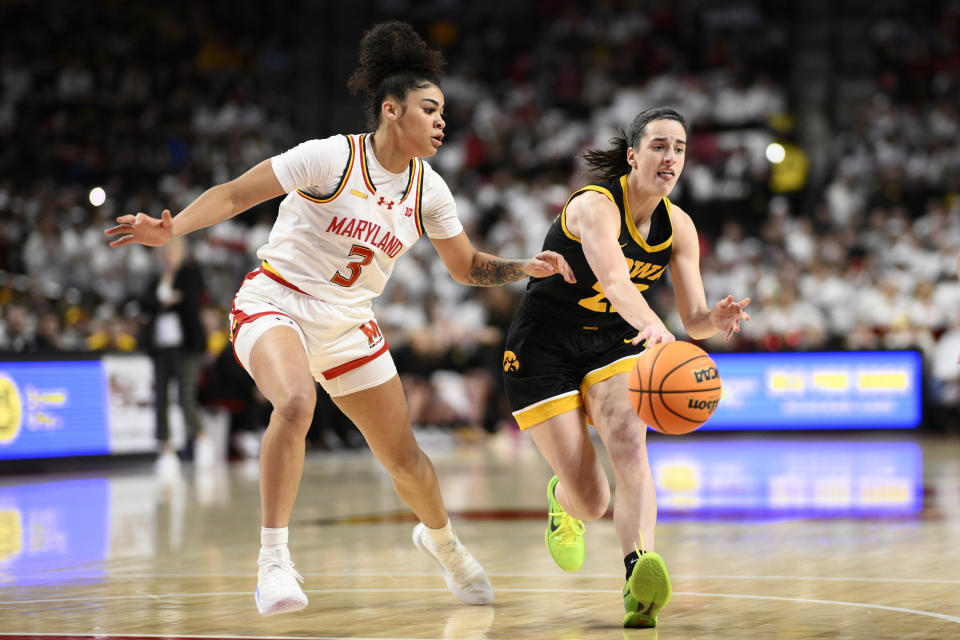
[104,209,174,247]
[631,323,675,346]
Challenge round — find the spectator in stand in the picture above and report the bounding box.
[34,311,65,352]
[0,304,36,352]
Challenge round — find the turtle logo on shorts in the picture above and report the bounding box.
[502,351,520,373]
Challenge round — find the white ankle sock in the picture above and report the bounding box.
[424,520,456,545]
[261,526,289,550]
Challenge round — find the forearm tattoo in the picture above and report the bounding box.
[468,257,527,286]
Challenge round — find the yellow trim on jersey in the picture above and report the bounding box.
[358,133,376,194]
[295,134,355,204]
[398,159,418,204]
[413,159,425,237]
[359,133,418,202]
[621,175,673,252]
[559,185,616,243]
[260,260,283,278]
[514,390,583,430]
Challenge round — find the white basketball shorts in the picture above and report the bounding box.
[229,265,396,397]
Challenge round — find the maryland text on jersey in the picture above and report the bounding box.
[324,216,405,258]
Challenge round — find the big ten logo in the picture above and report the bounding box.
[0,376,23,444]
[0,509,23,563]
[693,367,718,384]
[403,206,414,217]
[687,397,719,412]
[358,320,383,347]
[502,351,519,373]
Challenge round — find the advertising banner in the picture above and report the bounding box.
[706,351,922,430]
[0,361,110,459]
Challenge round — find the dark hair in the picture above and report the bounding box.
[581,107,688,180]
[347,21,446,130]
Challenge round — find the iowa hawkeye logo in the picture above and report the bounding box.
[502,351,519,373]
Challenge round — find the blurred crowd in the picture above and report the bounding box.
[1,0,959,443]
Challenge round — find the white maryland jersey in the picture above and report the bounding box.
[259,133,463,306]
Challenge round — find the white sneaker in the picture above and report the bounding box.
[255,546,308,616]
[154,450,181,477]
[413,523,494,605]
[194,434,217,469]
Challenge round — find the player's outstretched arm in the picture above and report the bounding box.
[104,159,285,248]
[669,205,750,341]
[431,232,575,286]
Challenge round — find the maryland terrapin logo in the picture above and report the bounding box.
[0,376,22,445]
[502,351,519,373]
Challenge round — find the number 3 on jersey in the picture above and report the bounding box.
[331,244,374,287]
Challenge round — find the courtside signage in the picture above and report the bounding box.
[0,360,110,459]
[706,351,922,430]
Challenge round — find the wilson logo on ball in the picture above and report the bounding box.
[687,398,719,412]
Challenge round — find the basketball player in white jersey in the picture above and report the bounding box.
[106,21,574,616]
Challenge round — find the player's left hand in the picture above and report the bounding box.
[524,250,576,283]
[710,295,751,341]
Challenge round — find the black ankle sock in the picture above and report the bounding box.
[624,550,644,580]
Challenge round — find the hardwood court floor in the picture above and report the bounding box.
[1,430,958,640]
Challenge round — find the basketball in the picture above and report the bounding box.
[628,341,722,435]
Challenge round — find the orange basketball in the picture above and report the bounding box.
[628,341,721,435]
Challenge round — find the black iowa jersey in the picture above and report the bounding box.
[524,175,673,331]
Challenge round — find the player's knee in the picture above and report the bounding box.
[271,388,316,429]
[605,422,648,468]
[383,444,428,480]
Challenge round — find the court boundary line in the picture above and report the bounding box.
[96,570,960,585]
[0,635,462,640]
[1,586,957,627]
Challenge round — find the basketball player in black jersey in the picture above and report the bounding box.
[501,107,750,628]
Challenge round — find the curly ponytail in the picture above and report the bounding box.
[581,107,688,180]
[347,21,446,130]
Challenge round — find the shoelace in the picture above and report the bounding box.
[259,558,305,587]
[432,540,480,581]
[548,511,585,546]
[633,527,647,557]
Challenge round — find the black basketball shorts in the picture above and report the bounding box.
[502,304,644,430]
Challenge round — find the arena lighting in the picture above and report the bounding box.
[765,142,786,164]
[88,186,106,206]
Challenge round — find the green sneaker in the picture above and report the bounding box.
[545,475,585,572]
[623,551,672,628]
